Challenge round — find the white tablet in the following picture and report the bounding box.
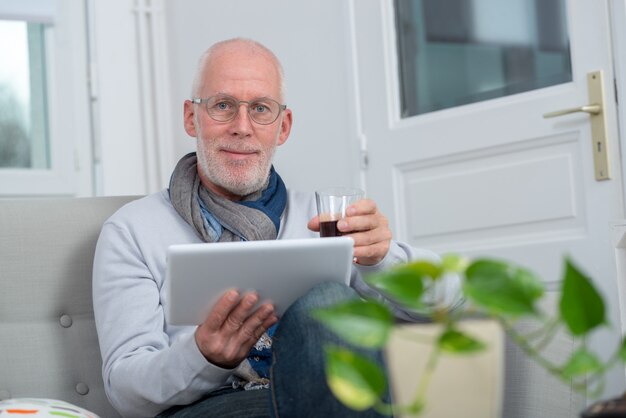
[165,237,354,325]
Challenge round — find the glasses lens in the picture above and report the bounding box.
[206,95,238,121]
[203,95,283,124]
[248,98,281,125]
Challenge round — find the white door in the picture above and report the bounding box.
[350,0,625,416]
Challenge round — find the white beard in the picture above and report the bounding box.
[197,145,276,196]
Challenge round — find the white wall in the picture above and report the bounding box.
[89,0,179,196]
[164,0,361,194]
[89,0,360,196]
[89,0,626,207]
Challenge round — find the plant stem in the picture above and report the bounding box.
[533,319,562,353]
[520,316,559,343]
[410,339,442,411]
[373,399,396,416]
[394,327,438,346]
[499,318,562,375]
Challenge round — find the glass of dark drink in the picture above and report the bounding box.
[315,187,364,237]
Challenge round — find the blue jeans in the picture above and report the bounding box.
[157,282,392,418]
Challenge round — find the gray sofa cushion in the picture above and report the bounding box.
[0,196,139,418]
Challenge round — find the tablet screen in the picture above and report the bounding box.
[165,237,354,325]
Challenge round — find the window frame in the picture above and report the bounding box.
[0,0,91,197]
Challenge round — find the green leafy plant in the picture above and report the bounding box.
[312,255,626,415]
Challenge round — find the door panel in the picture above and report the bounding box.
[351,0,625,415]
[395,133,585,249]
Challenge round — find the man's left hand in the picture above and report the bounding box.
[308,199,392,266]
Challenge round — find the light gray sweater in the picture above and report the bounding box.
[93,189,449,418]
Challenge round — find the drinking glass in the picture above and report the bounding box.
[315,187,364,237]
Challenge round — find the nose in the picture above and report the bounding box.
[229,102,253,137]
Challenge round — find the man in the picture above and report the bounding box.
[93,38,454,418]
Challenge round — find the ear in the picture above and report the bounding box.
[184,100,198,137]
[277,108,293,146]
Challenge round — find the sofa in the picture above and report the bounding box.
[0,196,139,417]
[0,195,504,418]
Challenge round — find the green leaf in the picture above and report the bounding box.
[561,348,603,379]
[324,346,386,411]
[312,299,393,348]
[441,254,469,274]
[409,260,444,280]
[438,328,486,354]
[559,258,605,336]
[364,261,441,308]
[463,259,544,317]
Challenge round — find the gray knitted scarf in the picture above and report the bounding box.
[168,152,284,242]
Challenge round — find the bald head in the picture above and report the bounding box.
[191,38,286,102]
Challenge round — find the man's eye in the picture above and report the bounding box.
[252,104,269,113]
[215,101,232,111]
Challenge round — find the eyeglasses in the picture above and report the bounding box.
[191,94,287,125]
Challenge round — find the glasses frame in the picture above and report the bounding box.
[191,95,287,125]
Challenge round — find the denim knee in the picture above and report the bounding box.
[288,281,357,315]
[270,281,393,418]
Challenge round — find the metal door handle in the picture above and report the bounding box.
[542,71,610,181]
[543,103,602,118]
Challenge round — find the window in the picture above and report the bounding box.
[0,0,91,196]
[395,0,572,117]
[0,20,49,169]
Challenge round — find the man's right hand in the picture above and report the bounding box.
[194,289,278,369]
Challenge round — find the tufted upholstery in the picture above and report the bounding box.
[0,195,507,418]
[0,196,140,418]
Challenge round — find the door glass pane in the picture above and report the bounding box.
[395,0,572,117]
[0,20,49,169]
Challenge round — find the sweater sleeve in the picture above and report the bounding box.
[350,240,463,321]
[93,221,232,418]
[283,190,463,321]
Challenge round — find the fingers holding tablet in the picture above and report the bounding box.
[194,290,277,368]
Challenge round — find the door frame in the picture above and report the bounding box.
[609,0,626,207]
[609,0,626,383]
